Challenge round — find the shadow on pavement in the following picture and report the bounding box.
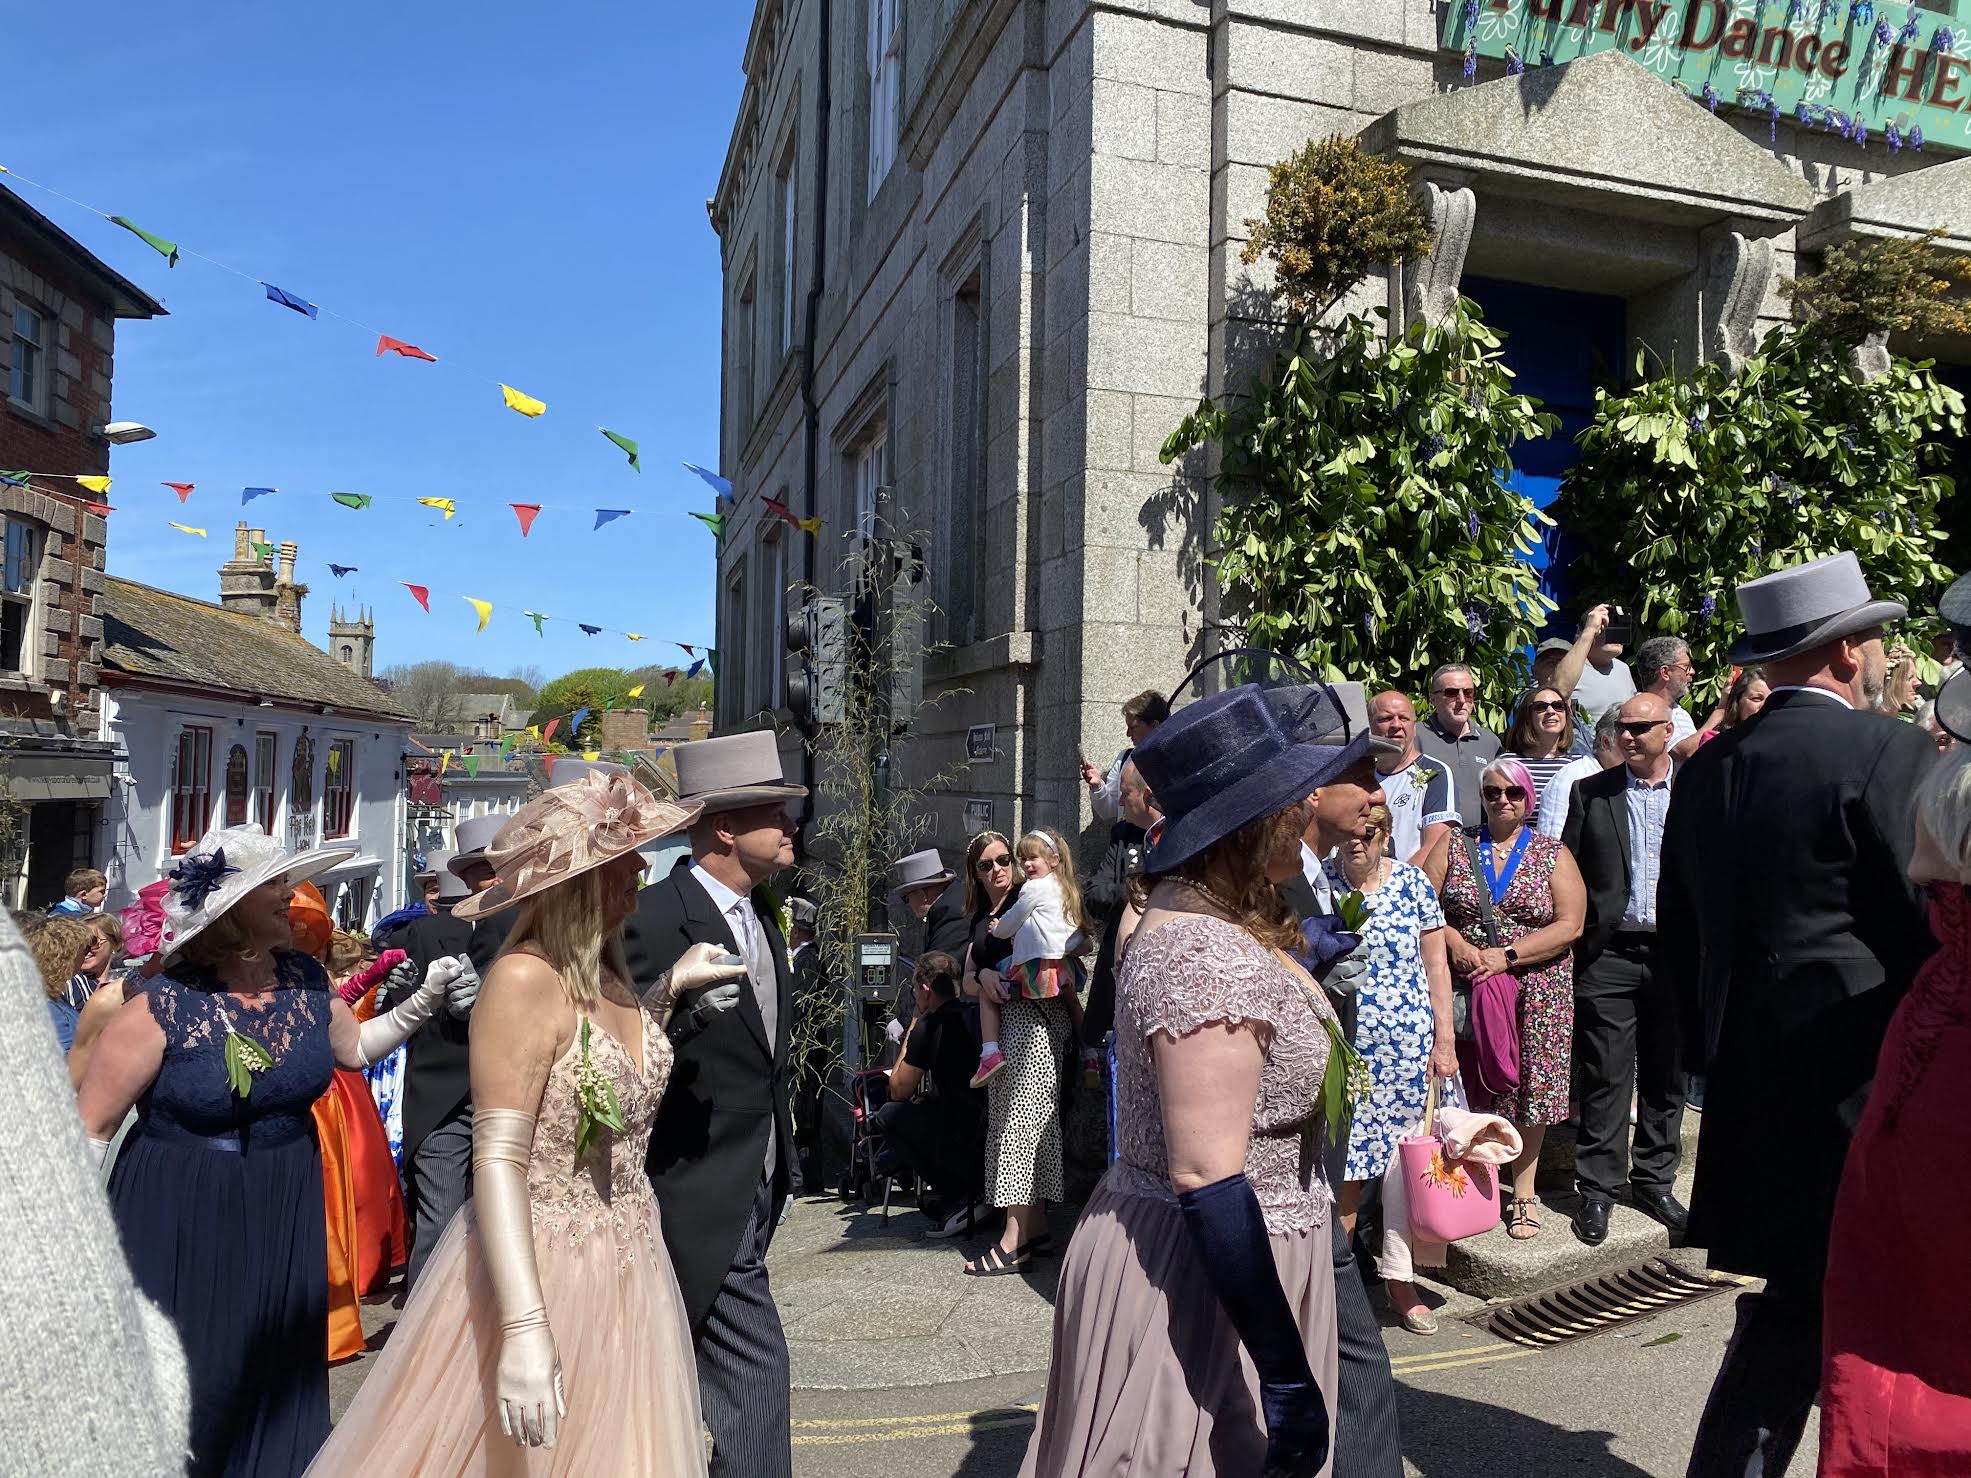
[950,1405,1039,1477]
[1394,1384,1654,1477]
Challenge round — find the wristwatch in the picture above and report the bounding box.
[1503,946,1519,966]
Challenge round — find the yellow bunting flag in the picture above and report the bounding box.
[626,683,645,699]
[438,752,450,776]
[626,633,645,642]
[499,384,546,418]
[75,475,112,495]
[417,497,457,520]
[168,522,206,537]
[465,597,493,633]
[797,515,822,535]
[582,750,601,761]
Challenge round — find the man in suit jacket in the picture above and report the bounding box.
[1561,692,1686,1248]
[1659,553,1935,1478]
[624,731,804,1478]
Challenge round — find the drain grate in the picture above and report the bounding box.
[1465,1257,1741,1349]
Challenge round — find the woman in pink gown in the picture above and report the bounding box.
[309,771,745,1475]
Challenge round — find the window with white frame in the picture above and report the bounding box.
[171,726,213,853]
[324,739,356,838]
[778,142,798,357]
[8,305,47,416]
[255,732,278,833]
[0,519,39,675]
[765,526,787,709]
[853,431,887,541]
[866,0,901,198]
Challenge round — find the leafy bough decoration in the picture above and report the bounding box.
[573,1018,625,1159]
[216,1003,273,1101]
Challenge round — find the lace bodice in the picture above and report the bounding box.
[526,1000,674,1263]
[1110,914,1336,1234]
[140,949,334,1143]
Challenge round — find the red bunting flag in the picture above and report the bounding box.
[83,501,114,515]
[162,481,195,502]
[678,644,695,656]
[401,583,431,612]
[665,669,679,687]
[762,496,803,532]
[511,503,542,537]
[543,717,561,744]
[376,335,437,362]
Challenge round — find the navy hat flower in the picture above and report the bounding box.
[166,848,240,912]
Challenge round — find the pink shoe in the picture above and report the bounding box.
[970,1048,1007,1088]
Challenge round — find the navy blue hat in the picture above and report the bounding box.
[1134,683,1375,873]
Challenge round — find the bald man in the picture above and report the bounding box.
[1369,690,1457,865]
[1561,691,1687,1247]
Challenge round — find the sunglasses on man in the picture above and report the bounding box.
[1617,719,1670,736]
[1436,686,1477,700]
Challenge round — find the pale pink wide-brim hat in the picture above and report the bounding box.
[451,769,701,922]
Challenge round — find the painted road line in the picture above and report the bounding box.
[791,1414,1038,1447]
[792,1404,1039,1430]
[1391,1345,1543,1376]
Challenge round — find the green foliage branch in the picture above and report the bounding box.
[1781,229,1971,346]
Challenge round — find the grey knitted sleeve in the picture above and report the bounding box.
[0,917,189,1474]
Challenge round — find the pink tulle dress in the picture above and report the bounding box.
[308,1001,706,1476]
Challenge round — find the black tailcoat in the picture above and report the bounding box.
[388,909,475,1166]
[623,858,794,1329]
[1657,689,1935,1284]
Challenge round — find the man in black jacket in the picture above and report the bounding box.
[1561,692,1685,1247]
[1660,553,1935,1478]
[623,731,804,1478]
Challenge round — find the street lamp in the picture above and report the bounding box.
[101,421,156,445]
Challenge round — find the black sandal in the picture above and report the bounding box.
[963,1244,1032,1277]
[1019,1233,1056,1258]
[1505,1197,1542,1241]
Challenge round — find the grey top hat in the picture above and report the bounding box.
[789,896,818,928]
[672,730,808,814]
[1729,551,1906,665]
[448,814,507,877]
[892,848,956,893]
[433,868,474,904]
[546,755,627,789]
[415,848,451,881]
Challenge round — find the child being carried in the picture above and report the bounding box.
[972,827,1096,1088]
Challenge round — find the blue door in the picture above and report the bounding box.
[1461,277,1626,633]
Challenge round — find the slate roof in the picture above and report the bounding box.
[453,693,513,722]
[101,576,415,721]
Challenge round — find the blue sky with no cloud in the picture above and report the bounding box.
[5,0,751,679]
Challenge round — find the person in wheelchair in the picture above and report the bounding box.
[873,952,986,1236]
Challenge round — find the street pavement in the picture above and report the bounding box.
[332,1191,1818,1476]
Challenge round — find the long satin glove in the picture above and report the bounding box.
[644,940,749,1011]
[474,1107,566,1449]
[1177,1173,1330,1478]
[354,955,463,1067]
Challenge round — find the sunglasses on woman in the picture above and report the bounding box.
[975,852,1013,872]
[1481,785,1527,802]
[1527,699,1567,714]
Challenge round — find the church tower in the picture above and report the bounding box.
[328,604,375,679]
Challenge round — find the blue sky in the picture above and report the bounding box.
[6,1,751,682]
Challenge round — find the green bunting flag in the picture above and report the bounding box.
[599,428,641,471]
[689,511,725,540]
[526,611,546,637]
[464,755,481,779]
[109,215,180,267]
[500,734,518,760]
[250,541,275,561]
[706,649,718,676]
[331,492,372,510]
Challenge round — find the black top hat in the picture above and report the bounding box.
[1133,683,1374,873]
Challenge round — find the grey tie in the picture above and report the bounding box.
[747,907,778,1047]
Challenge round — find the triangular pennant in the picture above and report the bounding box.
[525,611,546,636]
[687,658,706,679]
[678,645,695,656]
[570,707,591,736]
[511,503,542,537]
[109,215,179,266]
[401,583,431,612]
[328,564,358,577]
[242,487,277,504]
[542,717,561,744]
[169,522,206,537]
[627,683,646,699]
[250,541,275,561]
[579,623,602,636]
[500,384,546,418]
[331,492,372,510]
[0,472,29,487]
[797,515,822,535]
[464,755,481,778]
[762,496,801,531]
[582,751,601,762]
[665,669,678,687]
[706,649,718,675]
[600,428,641,471]
[500,734,518,759]
[593,509,631,531]
[438,751,450,776]
[376,335,437,361]
[682,462,732,497]
[417,497,456,520]
[689,511,725,540]
[465,597,492,633]
[626,633,645,642]
[75,475,112,495]
[261,282,318,318]
[162,481,195,502]
[84,501,114,516]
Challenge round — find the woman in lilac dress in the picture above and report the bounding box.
[1024,685,1384,1477]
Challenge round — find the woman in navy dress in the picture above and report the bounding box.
[77,826,465,1478]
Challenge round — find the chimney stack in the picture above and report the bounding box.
[273,539,307,635]
[218,520,278,620]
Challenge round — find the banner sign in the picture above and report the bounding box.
[1445,0,1970,154]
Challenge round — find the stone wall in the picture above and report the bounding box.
[0,480,105,737]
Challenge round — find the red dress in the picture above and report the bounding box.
[1820,882,1971,1476]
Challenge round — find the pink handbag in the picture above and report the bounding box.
[1458,971,1522,1102]
[1397,1075,1502,1244]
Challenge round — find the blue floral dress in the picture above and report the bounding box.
[1323,858,1444,1182]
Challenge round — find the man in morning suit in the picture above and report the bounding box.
[1660,552,1936,1478]
[1561,691,1686,1248]
[624,730,804,1478]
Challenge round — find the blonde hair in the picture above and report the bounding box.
[32,918,92,1002]
[1018,826,1090,938]
[175,906,265,971]
[500,867,630,1007]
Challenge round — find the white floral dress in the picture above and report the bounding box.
[1323,858,1444,1181]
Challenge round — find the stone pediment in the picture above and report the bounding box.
[1359,51,1815,226]
[1797,158,1971,254]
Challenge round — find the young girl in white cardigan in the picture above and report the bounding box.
[972,827,1093,1087]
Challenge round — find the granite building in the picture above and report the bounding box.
[707,0,1970,849]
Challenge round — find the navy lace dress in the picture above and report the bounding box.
[109,949,335,1478]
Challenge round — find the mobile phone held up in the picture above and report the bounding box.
[1602,606,1633,651]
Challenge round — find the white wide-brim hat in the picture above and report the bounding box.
[159,824,356,963]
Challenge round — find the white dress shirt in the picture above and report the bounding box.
[690,861,778,1171]
[1765,684,1855,710]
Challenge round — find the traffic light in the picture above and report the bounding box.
[786,596,847,728]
